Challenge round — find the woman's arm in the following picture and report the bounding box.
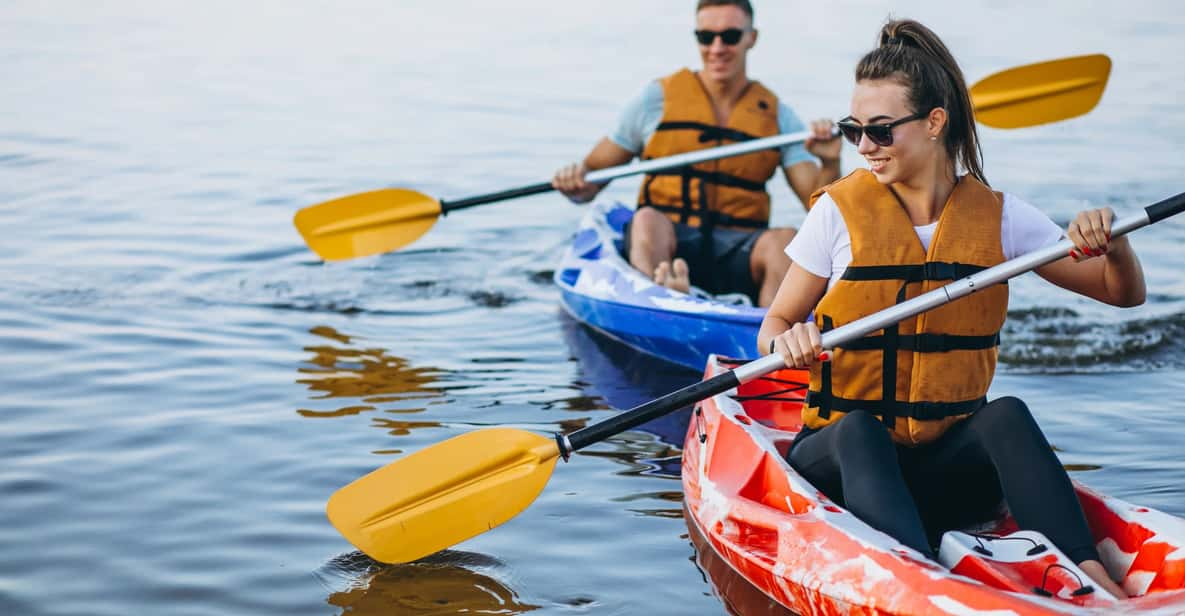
[1035,208,1146,307]
[756,263,829,365]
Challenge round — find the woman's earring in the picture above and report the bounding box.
[929,136,937,141]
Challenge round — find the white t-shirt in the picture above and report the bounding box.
[786,191,1063,290]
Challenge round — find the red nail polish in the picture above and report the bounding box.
[818,351,831,362]
[1069,249,1080,259]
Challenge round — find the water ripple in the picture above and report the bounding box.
[1002,307,1185,373]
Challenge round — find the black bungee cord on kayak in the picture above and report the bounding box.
[1033,563,1095,597]
[968,532,1048,557]
[719,357,809,403]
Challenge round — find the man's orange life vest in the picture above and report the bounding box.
[804,169,1010,446]
[637,68,782,230]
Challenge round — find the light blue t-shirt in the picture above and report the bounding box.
[608,79,818,168]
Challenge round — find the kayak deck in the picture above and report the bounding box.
[555,201,765,371]
[682,355,1185,615]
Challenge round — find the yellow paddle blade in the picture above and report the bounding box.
[293,188,442,261]
[327,428,560,563]
[970,54,1111,129]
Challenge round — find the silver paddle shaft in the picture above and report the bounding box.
[733,210,1153,383]
[584,129,821,184]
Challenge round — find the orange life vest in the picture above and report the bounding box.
[636,68,782,230]
[803,170,1010,446]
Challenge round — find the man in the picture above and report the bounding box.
[552,0,840,307]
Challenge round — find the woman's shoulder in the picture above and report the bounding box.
[806,191,842,224]
[998,192,1064,258]
[1000,192,1055,225]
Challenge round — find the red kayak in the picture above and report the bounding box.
[682,355,1185,615]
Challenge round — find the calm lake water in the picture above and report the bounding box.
[2,1,1184,614]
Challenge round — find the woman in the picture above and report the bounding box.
[758,19,1144,598]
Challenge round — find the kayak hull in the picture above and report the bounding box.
[682,355,1185,615]
[555,201,765,371]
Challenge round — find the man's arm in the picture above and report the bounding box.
[553,81,660,204]
[784,157,841,210]
[552,138,636,203]
[780,117,842,211]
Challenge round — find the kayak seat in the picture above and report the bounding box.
[557,268,580,288]
[606,203,634,233]
[571,228,602,260]
[938,529,1119,605]
[736,445,815,516]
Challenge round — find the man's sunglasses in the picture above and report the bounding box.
[694,28,746,46]
[836,111,929,147]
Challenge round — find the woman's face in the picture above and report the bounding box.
[846,79,941,185]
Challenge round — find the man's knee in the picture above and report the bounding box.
[631,206,669,233]
[629,207,674,247]
[751,227,795,275]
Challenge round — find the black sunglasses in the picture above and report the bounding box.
[836,111,929,147]
[694,28,746,46]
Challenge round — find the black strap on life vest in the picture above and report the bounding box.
[638,120,773,231]
[807,261,1002,425]
[831,332,1001,352]
[841,261,989,282]
[879,281,906,428]
[641,167,766,193]
[642,202,768,229]
[813,394,987,421]
[809,315,835,419]
[654,121,763,145]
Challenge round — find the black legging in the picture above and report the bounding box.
[787,396,1100,564]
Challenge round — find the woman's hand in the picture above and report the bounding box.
[805,118,841,164]
[1035,205,1145,307]
[552,162,600,204]
[1066,207,1115,261]
[769,321,825,368]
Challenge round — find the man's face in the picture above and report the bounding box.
[695,5,755,84]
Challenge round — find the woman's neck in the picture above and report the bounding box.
[890,160,958,225]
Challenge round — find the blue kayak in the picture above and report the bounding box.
[554,201,765,371]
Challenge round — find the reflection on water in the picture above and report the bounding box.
[559,314,699,412]
[296,325,447,417]
[560,314,699,478]
[614,490,686,519]
[318,551,539,615]
[577,433,687,479]
[687,511,794,616]
[3,2,1182,615]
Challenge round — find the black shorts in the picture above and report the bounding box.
[621,219,761,303]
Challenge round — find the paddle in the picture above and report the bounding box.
[327,189,1185,564]
[295,54,1111,261]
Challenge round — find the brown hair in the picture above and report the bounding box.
[855,19,985,185]
[696,0,754,22]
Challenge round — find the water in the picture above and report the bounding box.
[1,1,1183,614]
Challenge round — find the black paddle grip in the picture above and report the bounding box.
[1145,191,1185,224]
[441,182,555,214]
[564,370,741,453]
